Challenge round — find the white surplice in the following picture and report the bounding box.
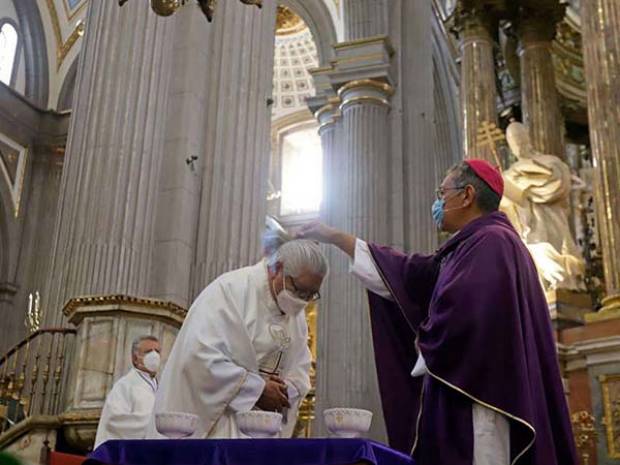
[350,239,510,465]
[147,260,312,439]
[94,368,158,448]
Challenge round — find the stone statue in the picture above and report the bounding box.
[501,122,585,291]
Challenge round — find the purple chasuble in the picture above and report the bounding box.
[367,211,577,465]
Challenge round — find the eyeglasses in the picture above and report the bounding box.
[435,185,466,200]
[288,277,321,302]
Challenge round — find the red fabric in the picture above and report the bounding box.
[465,159,504,196]
[49,451,87,465]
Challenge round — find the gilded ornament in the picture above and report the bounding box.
[119,0,261,22]
[600,374,620,458]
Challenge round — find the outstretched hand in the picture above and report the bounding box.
[296,221,337,244]
[296,222,356,259]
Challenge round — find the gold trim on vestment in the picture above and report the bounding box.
[366,248,537,464]
[426,369,536,465]
[366,250,420,453]
[205,370,250,437]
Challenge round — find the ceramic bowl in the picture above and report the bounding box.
[236,411,283,438]
[323,408,373,438]
[155,412,200,438]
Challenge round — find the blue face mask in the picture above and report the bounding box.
[432,198,445,228]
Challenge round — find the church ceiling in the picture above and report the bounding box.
[272,25,319,120]
[32,0,337,84]
[40,0,87,71]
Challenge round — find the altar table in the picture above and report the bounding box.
[84,438,416,465]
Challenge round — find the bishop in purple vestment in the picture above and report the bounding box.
[298,160,577,465]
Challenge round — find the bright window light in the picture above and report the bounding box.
[0,23,17,85]
[280,127,323,216]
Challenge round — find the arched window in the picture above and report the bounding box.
[280,127,323,216]
[0,22,18,86]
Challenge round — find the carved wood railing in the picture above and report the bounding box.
[0,328,76,434]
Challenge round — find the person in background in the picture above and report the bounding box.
[94,335,161,448]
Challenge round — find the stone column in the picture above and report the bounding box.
[458,9,498,162]
[517,6,565,157]
[581,0,620,313]
[342,0,387,40]
[191,0,277,294]
[44,2,175,326]
[314,80,393,440]
[314,97,342,228]
[151,3,211,307]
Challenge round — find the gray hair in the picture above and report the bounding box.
[131,335,159,356]
[267,239,328,278]
[446,162,501,213]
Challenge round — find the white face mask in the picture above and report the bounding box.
[275,274,308,317]
[143,350,161,374]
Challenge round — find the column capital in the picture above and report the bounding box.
[452,4,500,45]
[514,4,566,49]
[337,79,395,112]
[314,96,342,134]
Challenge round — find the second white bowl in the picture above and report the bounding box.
[323,408,373,438]
[155,412,200,439]
[236,411,283,438]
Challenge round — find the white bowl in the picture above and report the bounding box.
[236,411,283,438]
[155,412,200,438]
[323,408,373,438]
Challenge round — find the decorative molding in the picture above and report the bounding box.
[276,5,305,36]
[333,34,394,55]
[340,95,390,111]
[337,78,394,97]
[44,0,85,71]
[315,102,341,133]
[337,79,394,112]
[563,336,620,372]
[0,415,61,449]
[61,0,88,22]
[0,132,28,218]
[62,295,188,326]
[0,410,101,451]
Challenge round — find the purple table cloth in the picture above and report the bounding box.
[85,438,416,465]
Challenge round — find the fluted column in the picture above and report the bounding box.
[517,6,565,157]
[315,98,342,228]
[192,0,276,294]
[315,80,393,440]
[342,0,387,40]
[458,9,498,162]
[151,3,211,307]
[44,2,175,326]
[581,0,620,312]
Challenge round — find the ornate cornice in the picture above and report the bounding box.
[62,295,188,326]
[333,35,395,56]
